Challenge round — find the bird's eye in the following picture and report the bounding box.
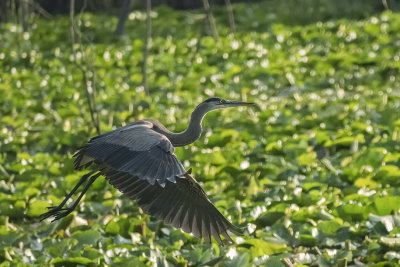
[219,99,225,104]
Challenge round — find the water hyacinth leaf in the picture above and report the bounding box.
[380,237,400,250]
[223,250,251,267]
[373,196,400,216]
[0,227,18,246]
[27,200,49,217]
[52,257,95,265]
[354,177,378,188]
[82,246,103,260]
[105,218,120,234]
[194,150,226,165]
[44,239,69,257]
[336,204,367,222]
[207,129,239,147]
[374,165,400,185]
[255,212,285,227]
[298,235,316,247]
[71,230,102,248]
[199,255,224,267]
[296,152,317,167]
[369,214,400,234]
[317,220,343,235]
[241,239,290,258]
[182,246,214,265]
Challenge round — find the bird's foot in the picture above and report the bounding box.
[51,208,74,222]
[40,205,72,222]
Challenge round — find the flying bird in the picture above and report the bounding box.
[40,97,254,244]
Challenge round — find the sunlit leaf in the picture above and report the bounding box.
[241,239,290,257]
[373,196,400,216]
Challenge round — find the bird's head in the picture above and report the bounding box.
[200,97,255,111]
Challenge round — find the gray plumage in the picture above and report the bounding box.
[40,97,254,245]
[75,120,185,186]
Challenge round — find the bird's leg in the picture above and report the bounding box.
[51,172,101,221]
[40,171,95,221]
[51,171,95,209]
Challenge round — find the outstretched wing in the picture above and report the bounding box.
[104,168,242,244]
[74,120,186,186]
[74,119,241,244]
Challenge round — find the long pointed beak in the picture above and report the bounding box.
[223,100,255,107]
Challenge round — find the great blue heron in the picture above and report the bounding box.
[40,97,254,244]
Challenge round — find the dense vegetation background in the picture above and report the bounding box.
[1,0,400,266]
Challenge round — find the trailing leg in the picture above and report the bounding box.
[51,172,101,221]
[40,171,96,221]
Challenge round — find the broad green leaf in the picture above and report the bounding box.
[374,165,400,185]
[242,239,289,257]
[71,230,102,247]
[194,150,226,165]
[52,257,94,265]
[317,220,343,234]
[0,227,18,246]
[27,200,49,217]
[373,196,400,216]
[380,237,400,250]
[337,204,367,222]
[255,212,285,227]
[296,152,317,166]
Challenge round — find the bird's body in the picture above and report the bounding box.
[41,97,254,244]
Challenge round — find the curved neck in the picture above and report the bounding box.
[163,105,209,147]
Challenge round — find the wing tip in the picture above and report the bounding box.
[228,223,244,236]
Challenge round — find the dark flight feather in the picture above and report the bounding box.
[103,168,241,244]
[72,120,241,244]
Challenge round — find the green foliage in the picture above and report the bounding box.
[1,0,400,265]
